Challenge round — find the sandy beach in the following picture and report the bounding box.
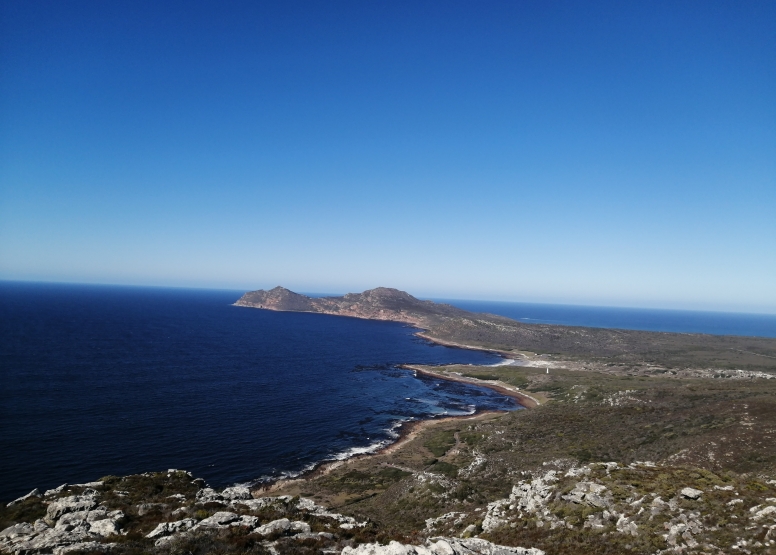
[404,364,541,409]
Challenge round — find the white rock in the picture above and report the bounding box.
[290,521,312,534]
[255,518,291,535]
[237,515,259,527]
[753,506,776,520]
[196,487,224,503]
[56,510,92,529]
[197,511,240,527]
[45,484,69,497]
[341,537,544,555]
[33,519,50,532]
[6,489,42,507]
[563,481,609,508]
[71,482,103,489]
[47,494,99,521]
[89,519,119,537]
[0,522,34,540]
[146,518,197,538]
[680,487,703,500]
[221,486,252,500]
[482,471,560,532]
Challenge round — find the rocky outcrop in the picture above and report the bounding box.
[1,488,124,555]
[341,537,544,555]
[46,492,99,521]
[0,476,370,555]
[476,461,776,553]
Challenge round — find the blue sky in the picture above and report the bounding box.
[1,1,774,313]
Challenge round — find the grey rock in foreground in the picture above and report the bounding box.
[341,538,544,555]
[0,489,124,555]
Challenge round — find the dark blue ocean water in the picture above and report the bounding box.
[0,283,516,502]
[435,299,776,338]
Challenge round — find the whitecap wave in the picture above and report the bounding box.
[490,358,516,367]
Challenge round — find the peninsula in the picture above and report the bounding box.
[236,286,776,376]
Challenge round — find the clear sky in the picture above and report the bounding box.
[1,1,774,313]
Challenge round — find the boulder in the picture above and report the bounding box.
[255,518,291,536]
[197,511,240,527]
[680,488,703,500]
[221,486,252,500]
[88,519,119,537]
[195,488,224,504]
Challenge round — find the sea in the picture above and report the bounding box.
[436,299,776,339]
[0,282,511,502]
[2,283,774,502]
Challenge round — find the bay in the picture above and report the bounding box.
[0,282,514,502]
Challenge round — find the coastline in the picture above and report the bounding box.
[254,362,538,496]
[414,331,518,359]
[404,364,541,409]
[234,302,541,496]
[253,409,507,496]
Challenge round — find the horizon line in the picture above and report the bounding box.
[2,278,775,317]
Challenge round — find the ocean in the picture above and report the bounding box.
[436,299,776,339]
[0,282,512,502]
